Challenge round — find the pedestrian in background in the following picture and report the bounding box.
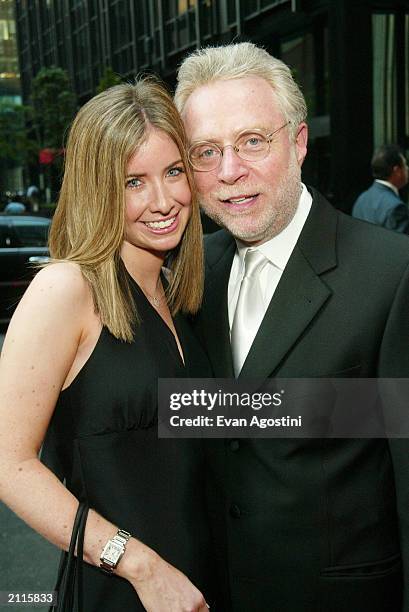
[352,144,409,232]
[27,184,40,213]
[4,201,26,214]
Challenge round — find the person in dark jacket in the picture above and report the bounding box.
[352,144,409,232]
[175,42,409,612]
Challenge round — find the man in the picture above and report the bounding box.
[175,42,409,611]
[352,144,409,232]
[4,200,26,214]
[26,184,40,213]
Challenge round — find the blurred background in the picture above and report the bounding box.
[0,0,407,214]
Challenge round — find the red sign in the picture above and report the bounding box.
[39,148,55,164]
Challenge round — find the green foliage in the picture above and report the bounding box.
[0,102,36,169]
[96,67,122,94]
[30,66,76,150]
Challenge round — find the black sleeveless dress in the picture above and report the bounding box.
[42,277,219,610]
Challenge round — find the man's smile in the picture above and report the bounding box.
[221,193,260,204]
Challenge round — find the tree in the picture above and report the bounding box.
[29,67,76,202]
[0,102,36,169]
[30,66,76,150]
[96,67,122,94]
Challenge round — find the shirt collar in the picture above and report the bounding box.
[235,183,312,271]
[375,179,399,197]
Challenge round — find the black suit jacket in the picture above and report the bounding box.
[196,189,409,612]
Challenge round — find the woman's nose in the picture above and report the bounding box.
[149,184,173,214]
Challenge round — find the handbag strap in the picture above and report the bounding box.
[51,502,89,612]
[73,503,88,611]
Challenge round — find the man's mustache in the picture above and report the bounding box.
[206,184,267,201]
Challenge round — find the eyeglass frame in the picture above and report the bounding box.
[187,120,292,172]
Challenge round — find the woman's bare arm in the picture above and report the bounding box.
[0,263,208,611]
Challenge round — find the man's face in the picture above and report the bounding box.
[397,155,409,190]
[182,76,308,245]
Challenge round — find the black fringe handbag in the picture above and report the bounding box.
[50,502,89,611]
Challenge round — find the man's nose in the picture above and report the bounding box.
[216,146,249,184]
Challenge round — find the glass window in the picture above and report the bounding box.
[372,13,397,147]
[405,15,409,144]
[280,23,329,119]
[13,222,50,247]
[280,23,330,200]
[281,33,315,115]
[243,0,258,18]
[0,224,12,248]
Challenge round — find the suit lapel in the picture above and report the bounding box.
[239,245,331,378]
[239,189,338,378]
[200,190,339,379]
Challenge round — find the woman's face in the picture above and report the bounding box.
[123,128,192,255]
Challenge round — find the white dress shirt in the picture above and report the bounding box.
[375,179,399,197]
[228,185,312,359]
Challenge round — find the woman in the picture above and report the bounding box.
[0,79,216,611]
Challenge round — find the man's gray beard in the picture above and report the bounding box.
[199,158,302,244]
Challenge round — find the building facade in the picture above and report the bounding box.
[1,0,22,192]
[14,0,409,210]
[0,0,20,102]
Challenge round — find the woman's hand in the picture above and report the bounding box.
[122,542,209,611]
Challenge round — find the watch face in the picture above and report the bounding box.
[103,541,123,564]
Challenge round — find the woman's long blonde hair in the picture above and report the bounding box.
[49,77,203,342]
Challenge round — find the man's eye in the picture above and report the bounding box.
[246,136,263,146]
[200,148,217,159]
[126,178,142,189]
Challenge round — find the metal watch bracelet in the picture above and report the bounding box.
[99,529,132,575]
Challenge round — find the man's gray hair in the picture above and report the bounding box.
[175,42,307,137]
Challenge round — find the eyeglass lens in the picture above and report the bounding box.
[190,131,270,170]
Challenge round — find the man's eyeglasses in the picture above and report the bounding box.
[188,121,291,172]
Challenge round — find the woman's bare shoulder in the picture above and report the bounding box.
[27,262,91,304]
[33,261,88,288]
[9,262,94,334]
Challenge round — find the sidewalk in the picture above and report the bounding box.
[0,502,59,610]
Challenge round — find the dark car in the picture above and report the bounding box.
[0,215,50,323]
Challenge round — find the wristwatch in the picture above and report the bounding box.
[99,529,131,574]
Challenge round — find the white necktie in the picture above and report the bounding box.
[231,249,267,376]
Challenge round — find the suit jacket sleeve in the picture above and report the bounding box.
[384,203,409,234]
[378,260,409,609]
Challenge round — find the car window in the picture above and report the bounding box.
[13,222,50,247]
[0,224,12,247]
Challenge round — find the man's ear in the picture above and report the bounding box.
[295,122,308,167]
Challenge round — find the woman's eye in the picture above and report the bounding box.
[126,177,142,189]
[167,166,185,177]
